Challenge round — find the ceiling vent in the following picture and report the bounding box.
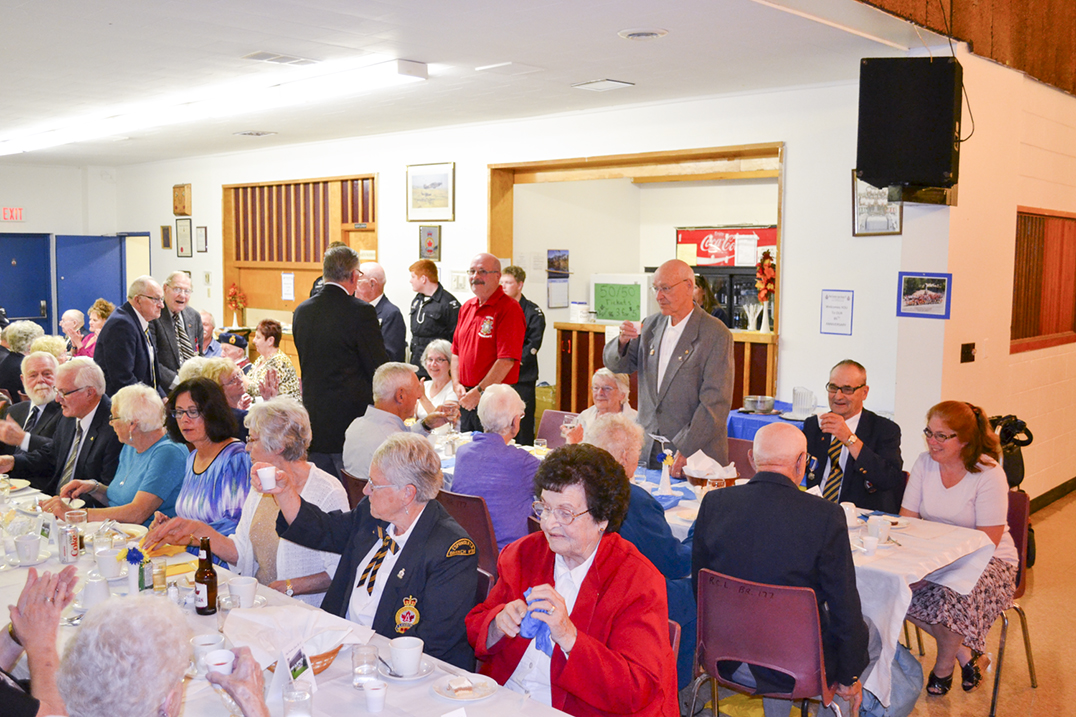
[242,51,319,66]
[571,79,634,92]
[617,28,668,41]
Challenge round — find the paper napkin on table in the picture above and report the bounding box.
[224,606,374,668]
[166,559,197,577]
[683,450,738,479]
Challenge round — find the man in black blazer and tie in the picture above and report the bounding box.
[293,246,389,479]
[0,358,121,495]
[0,352,63,456]
[95,276,165,396]
[803,359,905,513]
[152,271,203,390]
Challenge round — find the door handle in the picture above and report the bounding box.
[40,300,47,318]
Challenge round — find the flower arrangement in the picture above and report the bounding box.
[756,250,776,303]
[227,284,247,312]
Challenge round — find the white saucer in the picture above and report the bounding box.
[1,478,32,492]
[7,550,51,567]
[779,412,812,421]
[88,565,129,581]
[432,674,498,701]
[380,658,435,682]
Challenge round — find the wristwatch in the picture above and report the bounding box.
[845,434,859,448]
[285,579,294,597]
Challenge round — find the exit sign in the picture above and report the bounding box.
[2,207,24,221]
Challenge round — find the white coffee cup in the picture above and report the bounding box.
[82,576,110,608]
[866,515,891,543]
[228,576,258,608]
[389,636,424,677]
[96,547,123,578]
[15,534,39,562]
[205,649,235,675]
[364,679,387,712]
[256,466,277,491]
[191,633,225,673]
[862,535,879,556]
[840,502,858,527]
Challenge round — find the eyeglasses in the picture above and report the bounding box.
[466,269,498,277]
[58,386,90,399]
[170,408,202,420]
[425,356,449,364]
[592,384,619,394]
[532,500,591,526]
[650,279,690,295]
[366,481,402,492]
[107,415,125,424]
[138,294,165,306]
[825,382,866,396]
[922,427,958,442]
[222,375,244,387]
[169,287,193,296]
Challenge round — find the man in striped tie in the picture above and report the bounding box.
[153,270,204,390]
[802,360,905,513]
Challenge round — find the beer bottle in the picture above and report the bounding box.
[194,536,217,615]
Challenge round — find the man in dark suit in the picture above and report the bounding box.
[0,352,63,456]
[604,259,734,472]
[0,357,122,495]
[357,262,406,362]
[152,270,203,390]
[803,359,904,513]
[500,265,546,445]
[692,422,868,716]
[94,276,164,396]
[293,246,389,478]
[272,433,477,669]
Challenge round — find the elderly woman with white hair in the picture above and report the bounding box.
[42,384,187,526]
[416,338,457,421]
[258,432,479,669]
[144,398,348,607]
[584,413,696,690]
[452,384,541,549]
[564,368,637,444]
[0,321,45,401]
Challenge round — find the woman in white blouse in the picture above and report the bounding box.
[564,369,638,444]
[144,397,348,607]
[416,339,457,420]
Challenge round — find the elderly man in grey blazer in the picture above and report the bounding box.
[152,270,203,390]
[604,259,733,476]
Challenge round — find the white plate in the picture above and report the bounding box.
[380,658,435,682]
[84,521,149,541]
[887,517,910,529]
[88,565,129,581]
[432,674,499,702]
[779,412,812,421]
[7,550,51,567]
[675,507,699,521]
[1,478,32,492]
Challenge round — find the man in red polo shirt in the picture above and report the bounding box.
[451,253,525,433]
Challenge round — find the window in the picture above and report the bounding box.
[1011,208,1076,353]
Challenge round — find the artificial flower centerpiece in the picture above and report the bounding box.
[756,250,776,302]
[227,284,248,328]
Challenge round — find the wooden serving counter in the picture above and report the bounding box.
[554,322,776,413]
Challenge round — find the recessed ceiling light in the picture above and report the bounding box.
[572,79,635,92]
[233,130,277,137]
[617,28,668,41]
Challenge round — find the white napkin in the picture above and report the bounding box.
[223,606,375,668]
[683,450,737,479]
[805,485,824,498]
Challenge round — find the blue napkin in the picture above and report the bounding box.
[858,510,898,521]
[519,587,554,657]
[648,483,696,510]
[440,457,456,471]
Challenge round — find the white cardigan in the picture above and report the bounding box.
[230,464,349,607]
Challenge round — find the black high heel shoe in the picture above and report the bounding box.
[926,670,953,696]
[961,652,987,692]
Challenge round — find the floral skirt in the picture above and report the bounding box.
[907,557,1017,652]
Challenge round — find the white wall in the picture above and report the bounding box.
[0,164,104,235]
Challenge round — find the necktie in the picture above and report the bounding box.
[144,328,157,388]
[356,527,399,595]
[23,405,40,432]
[174,312,196,363]
[822,435,844,502]
[59,423,84,490]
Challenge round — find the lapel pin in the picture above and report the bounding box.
[397,568,406,579]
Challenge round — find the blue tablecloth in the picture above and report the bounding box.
[726,400,805,439]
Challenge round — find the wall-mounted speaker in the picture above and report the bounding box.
[856,57,962,189]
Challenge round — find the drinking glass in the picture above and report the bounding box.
[283,684,313,716]
[151,557,168,595]
[533,438,547,455]
[352,644,379,689]
[216,594,241,633]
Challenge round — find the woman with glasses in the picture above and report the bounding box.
[467,443,679,717]
[900,400,1017,696]
[415,339,456,421]
[42,384,186,526]
[179,357,251,441]
[144,398,347,607]
[563,368,636,445]
[246,318,301,401]
[152,378,251,561]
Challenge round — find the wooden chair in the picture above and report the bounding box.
[340,469,367,510]
[535,410,578,451]
[669,619,681,659]
[727,437,755,480]
[475,568,494,606]
[527,514,541,534]
[689,569,841,717]
[435,489,499,579]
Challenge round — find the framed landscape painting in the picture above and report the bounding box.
[407,162,454,221]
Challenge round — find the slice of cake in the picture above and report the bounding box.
[447,676,474,697]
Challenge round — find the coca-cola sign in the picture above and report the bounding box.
[677,226,777,266]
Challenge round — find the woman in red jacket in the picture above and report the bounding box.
[466,444,679,717]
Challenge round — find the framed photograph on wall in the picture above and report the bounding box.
[161,225,172,250]
[176,218,193,258]
[897,271,952,319]
[853,170,902,236]
[407,162,454,221]
[196,226,208,253]
[419,225,441,260]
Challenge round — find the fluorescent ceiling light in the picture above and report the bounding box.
[572,79,634,92]
[0,58,426,157]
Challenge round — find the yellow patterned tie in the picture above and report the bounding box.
[822,436,844,502]
[356,527,399,595]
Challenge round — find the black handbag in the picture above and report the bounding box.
[990,415,1036,568]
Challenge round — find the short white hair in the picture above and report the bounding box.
[372,433,443,502]
[420,339,452,365]
[63,309,85,329]
[176,356,211,383]
[163,270,191,288]
[372,362,417,403]
[359,261,387,288]
[584,413,644,476]
[477,384,524,434]
[127,275,158,300]
[5,320,44,354]
[592,368,630,405]
[112,384,167,432]
[58,356,106,396]
[246,397,312,462]
[21,350,59,376]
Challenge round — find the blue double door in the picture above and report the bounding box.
[0,234,129,332]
